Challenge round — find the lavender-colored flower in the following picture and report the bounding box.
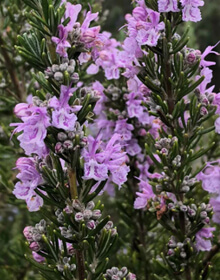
[80,11,100,46]
[32,252,45,263]
[64,3,82,32]
[126,139,141,156]
[83,133,129,187]
[195,227,215,251]
[11,106,50,158]
[114,119,134,141]
[200,41,220,68]
[49,85,81,131]
[52,25,71,57]
[210,196,220,224]
[134,179,155,209]
[158,0,179,12]
[197,163,220,194]
[30,241,41,252]
[136,10,165,47]
[13,157,43,211]
[23,226,34,242]
[215,117,220,134]
[180,0,204,22]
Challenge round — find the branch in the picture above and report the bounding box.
[0,35,23,101]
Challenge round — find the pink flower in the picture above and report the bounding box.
[134,179,155,209]
[197,162,220,194]
[200,41,220,68]
[52,25,71,57]
[32,252,45,263]
[49,85,82,131]
[195,227,215,251]
[80,12,100,46]
[215,117,220,134]
[210,196,220,224]
[180,0,204,22]
[158,0,180,12]
[64,3,82,32]
[13,157,44,212]
[11,106,50,158]
[114,119,134,141]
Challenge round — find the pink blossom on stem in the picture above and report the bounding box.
[52,25,71,57]
[158,0,180,12]
[195,227,215,251]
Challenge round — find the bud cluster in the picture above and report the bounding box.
[168,201,213,226]
[155,136,178,156]
[45,59,79,83]
[23,220,47,252]
[55,122,87,154]
[167,236,192,260]
[105,85,122,101]
[56,257,76,273]
[104,267,136,280]
[183,48,201,67]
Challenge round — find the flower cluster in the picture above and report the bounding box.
[52,3,100,57]
[158,0,204,22]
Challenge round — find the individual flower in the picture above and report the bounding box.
[134,179,155,209]
[210,196,220,224]
[64,3,82,32]
[215,117,220,134]
[80,11,100,46]
[135,10,165,47]
[158,0,180,12]
[11,106,50,158]
[13,157,43,211]
[180,0,204,22]
[52,25,71,57]
[197,162,220,194]
[114,119,134,141]
[49,85,82,131]
[200,41,220,68]
[195,227,215,251]
[32,252,45,263]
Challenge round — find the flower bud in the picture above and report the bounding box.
[180,205,187,212]
[32,252,45,263]
[92,209,102,219]
[200,107,208,116]
[70,72,79,83]
[87,220,96,230]
[188,208,196,217]
[59,63,68,71]
[55,142,64,153]
[167,249,175,256]
[75,212,84,222]
[23,226,34,242]
[52,64,60,72]
[86,201,95,210]
[57,132,68,142]
[54,72,64,81]
[67,65,75,74]
[30,241,41,252]
[63,140,73,150]
[200,211,208,219]
[67,244,75,256]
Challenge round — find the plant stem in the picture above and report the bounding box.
[68,167,78,199]
[68,167,85,280]
[185,266,191,280]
